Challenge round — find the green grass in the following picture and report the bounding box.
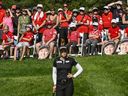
[0,55,128,96]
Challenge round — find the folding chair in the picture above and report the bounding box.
[29,34,37,57]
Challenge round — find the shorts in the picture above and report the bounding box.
[16,42,30,48]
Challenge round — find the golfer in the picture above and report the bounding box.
[52,47,83,96]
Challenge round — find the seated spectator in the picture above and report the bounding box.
[2,25,14,58]
[84,22,101,55]
[108,19,121,43]
[2,9,14,33]
[14,25,34,61]
[67,23,80,54]
[36,21,57,59]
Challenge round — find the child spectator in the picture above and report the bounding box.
[67,23,80,54]
[2,25,14,58]
[14,24,34,61]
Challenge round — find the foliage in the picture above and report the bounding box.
[1,0,126,10]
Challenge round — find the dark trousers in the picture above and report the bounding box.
[58,28,68,47]
[84,39,98,55]
[56,82,74,96]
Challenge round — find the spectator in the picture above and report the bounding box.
[14,25,34,61]
[58,8,69,46]
[2,25,14,58]
[76,7,89,41]
[67,23,80,54]
[84,22,101,55]
[36,21,57,59]
[11,7,21,36]
[122,7,128,29]
[0,1,6,39]
[18,9,31,38]
[32,4,46,43]
[108,19,121,43]
[102,6,113,29]
[3,9,14,33]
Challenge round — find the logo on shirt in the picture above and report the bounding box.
[57,61,62,63]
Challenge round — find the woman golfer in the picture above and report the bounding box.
[52,47,83,96]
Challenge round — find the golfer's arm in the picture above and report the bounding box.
[73,63,83,78]
[52,67,57,85]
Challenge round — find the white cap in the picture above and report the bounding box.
[37,4,43,8]
[93,7,98,10]
[58,8,63,11]
[26,24,32,29]
[111,19,117,23]
[104,6,109,9]
[69,23,76,28]
[92,22,98,26]
[79,7,85,11]
[46,10,51,14]
[73,9,78,12]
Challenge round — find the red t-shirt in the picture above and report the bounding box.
[76,14,89,33]
[20,31,34,43]
[43,28,57,42]
[125,27,128,37]
[102,12,113,28]
[68,31,80,42]
[58,12,69,28]
[32,12,47,33]
[0,8,6,29]
[108,26,120,39]
[89,29,101,39]
[2,31,14,43]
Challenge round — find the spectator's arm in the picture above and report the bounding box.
[107,1,123,7]
[122,14,128,24]
[53,15,59,28]
[25,9,31,16]
[8,9,13,18]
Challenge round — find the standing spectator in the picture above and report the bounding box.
[14,25,34,61]
[58,8,69,46]
[69,9,79,27]
[107,1,123,20]
[63,4,72,22]
[102,6,113,29]
[18,9,31,38]
[32,4,46,43]
[36,21,57,59]
[12,7,21,36]
[122,7,128,29]
[0,1,6,39]
[84,22,101,55]
[3,9,14,33]
[2,25,14,58]
[76,7,89,41]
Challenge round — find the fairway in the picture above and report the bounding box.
[0,55,128,96]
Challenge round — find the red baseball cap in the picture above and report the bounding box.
[0,1,2,5]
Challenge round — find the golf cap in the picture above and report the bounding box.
[58,8,63,12]
[111,19,117,23]
[79,7,85,11]
[104,6,109,9]
[37,4,43,8]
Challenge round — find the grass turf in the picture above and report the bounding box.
[0,55,128,96]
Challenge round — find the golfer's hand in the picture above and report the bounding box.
[67,73,73,79]
[53,85,56,93]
